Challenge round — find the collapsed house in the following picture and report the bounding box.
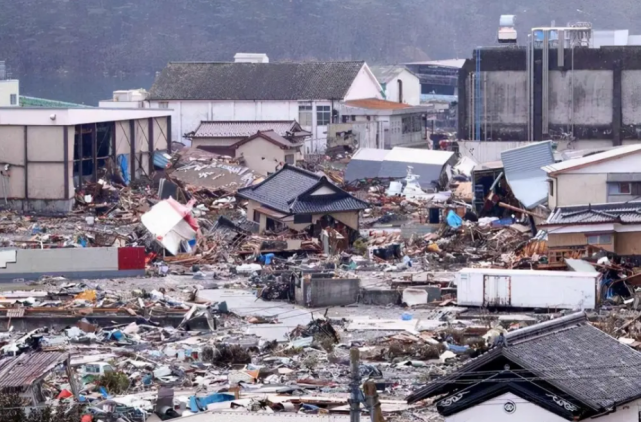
[344,147,456,190]
[237,165,369,242]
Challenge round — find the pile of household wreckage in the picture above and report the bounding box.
[1,144,640,421]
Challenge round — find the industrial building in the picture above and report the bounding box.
[0,107,172,212]
[458,26,641,148]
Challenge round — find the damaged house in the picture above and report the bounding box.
[542,201,641,265]
[237,164,368,241]
[0,352,77,407]
[407,312,641,422]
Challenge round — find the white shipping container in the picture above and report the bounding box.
[456,268,600,310]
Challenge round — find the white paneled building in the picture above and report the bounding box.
[144,56,383,152]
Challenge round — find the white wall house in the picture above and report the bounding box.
[543,143,641,209]
[370,65,421,106]
[146,56,383,152]
[0,79,19,107]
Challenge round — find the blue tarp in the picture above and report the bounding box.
[446,210,462,228]
[117,154,130,186]
[189,393,235,412]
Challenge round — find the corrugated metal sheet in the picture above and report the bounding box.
[458,141,532,164]
[0,352,68,389]
[501,141,554,209]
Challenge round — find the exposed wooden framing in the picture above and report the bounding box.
[129,120,136,181]
[167,116,172,153]
[91,123,98,182]
[63,127,69,199]
[23,126,28,199]
[148,117,154,174]
[111,121,117,164]
[77,124,83,189]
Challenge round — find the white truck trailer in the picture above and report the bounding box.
[456,268,600,310]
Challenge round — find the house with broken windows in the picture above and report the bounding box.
[237,165,368,243]
[0,107,171,212]
[407,312,641,422]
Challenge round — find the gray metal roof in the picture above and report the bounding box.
[0,352,68,389]
[501,141,554,209]
[150,61,365,101]
[545,201,641,225]
[190,121,304,138]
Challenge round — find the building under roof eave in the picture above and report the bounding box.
[501,141,554,209]
[0,107,173,126]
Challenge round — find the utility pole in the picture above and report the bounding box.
[363,381,385,422]
[349,347,361,422]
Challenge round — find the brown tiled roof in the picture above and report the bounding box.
[344,98,412,110]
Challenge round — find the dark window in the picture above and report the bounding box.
[317,105,331,126]
[587,234,612,245]
[285,154,295,165]
[294,214,313,224]
[253,210,260,223]
[10,94,16,105]
[397,79,403,103]
[548,180,554,196]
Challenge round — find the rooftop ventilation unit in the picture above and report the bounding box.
[498,15,517,44]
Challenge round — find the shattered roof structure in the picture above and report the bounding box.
[542,143,641,176]
[150,61,366,101]
[345,147,455,188]
[237,164,368,215]
[189,121,309,139]
[0,352,68,390]
[407,312,641,420]
[544,201,641,225]
[501,141,554,209]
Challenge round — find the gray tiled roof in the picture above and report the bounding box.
[407,312,641,410]
[237,165,368,214]
[545,201,641,225]
[150,61,365,101]
[190,121,304,138]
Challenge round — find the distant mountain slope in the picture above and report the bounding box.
[2,0,639,76]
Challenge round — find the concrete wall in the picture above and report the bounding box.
[458,47,641,144]
[0,247,145,280]
[0,126,68,202]
[0,80,19,106]
[298,277,360,307]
